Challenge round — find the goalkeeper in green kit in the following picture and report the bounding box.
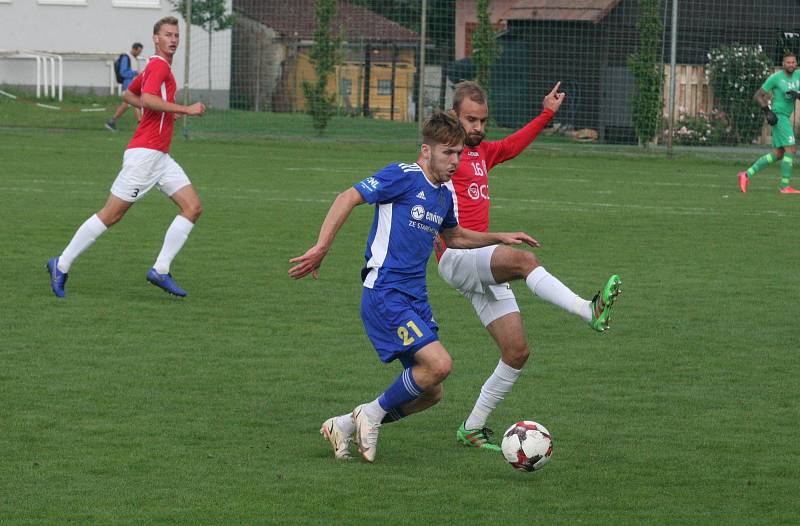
[739,52,800,194]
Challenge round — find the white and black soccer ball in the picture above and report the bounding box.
[500,421,553,472]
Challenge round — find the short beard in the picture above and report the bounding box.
[465,134,484,148]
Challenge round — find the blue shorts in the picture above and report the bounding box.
[361,287,439,368]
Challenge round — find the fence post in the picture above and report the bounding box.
[417,0,427,140]
[182,0,192,139]
[667,0,678,158]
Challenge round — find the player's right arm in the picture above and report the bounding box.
[755,75,778,125]
[754,87,771,108]
[139,60,205,116]
[141,94,205,116]
[288,188,365,280]
[121,73,143,107]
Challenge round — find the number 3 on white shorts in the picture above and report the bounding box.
[397,320,424,346]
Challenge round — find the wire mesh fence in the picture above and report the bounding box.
[4,0,800,148]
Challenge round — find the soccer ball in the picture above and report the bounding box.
[500,420,553,472]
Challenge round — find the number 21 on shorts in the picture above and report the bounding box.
[397,320,424,346]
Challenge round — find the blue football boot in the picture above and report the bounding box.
[146,268,187,297]
[46,257,68,298]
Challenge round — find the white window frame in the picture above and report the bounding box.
[377,79,392,96]
[38,0,88,5]
[112,0,161,8]
[0,0,12,5]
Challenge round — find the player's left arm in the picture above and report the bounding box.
[493,82,565,164]
[440,225,539,250]
[288,187,366,280]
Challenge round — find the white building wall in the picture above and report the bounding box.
[0,0,231,102]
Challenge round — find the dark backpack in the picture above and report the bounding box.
[113,54,127,84]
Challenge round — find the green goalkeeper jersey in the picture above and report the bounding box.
[762,70,800,116]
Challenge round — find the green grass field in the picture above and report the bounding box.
[1,103,799,524]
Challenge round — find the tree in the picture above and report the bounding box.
[303,0,342,134]
[472,0,500,97]
[172,0,236,96]
[627,0,663,147]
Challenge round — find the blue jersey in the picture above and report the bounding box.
[354,162,458,299]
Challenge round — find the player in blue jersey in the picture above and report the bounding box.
[289,111,538,462]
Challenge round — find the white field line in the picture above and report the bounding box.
[0,186,788,217]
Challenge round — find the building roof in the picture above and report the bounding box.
[233,0,419,43]
[502,0,622,23]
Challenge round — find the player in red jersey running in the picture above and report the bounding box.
[438,81,622,451]
[47,16,206,298]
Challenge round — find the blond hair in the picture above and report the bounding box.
[154,16,179,35]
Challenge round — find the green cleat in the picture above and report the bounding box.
[589,274,622,332]
[457,422,502,452]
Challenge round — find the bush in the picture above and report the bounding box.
[706,44,772,143]
[663,108,732,146]
[627,0,663,146]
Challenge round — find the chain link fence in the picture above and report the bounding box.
[4,1,800,148]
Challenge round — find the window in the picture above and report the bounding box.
[341,78,352,96]
[377,79,392,96]
[112,0,161,8]
[38,0,88,5]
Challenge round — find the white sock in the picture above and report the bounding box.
[525,266,592,322]
[154,215,194,274]
[58,214,108,273]
[362,398,387,423]
[334,413,356,435]
[465,360,522,430]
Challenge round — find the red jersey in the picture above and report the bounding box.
[436,108,554,259]
[446,108,555,232]
[126,55,176,153]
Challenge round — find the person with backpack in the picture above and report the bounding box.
[106,42,143,132]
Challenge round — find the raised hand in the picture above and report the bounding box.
[543,82,565,113]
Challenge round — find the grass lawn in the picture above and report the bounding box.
[1,108,798,524]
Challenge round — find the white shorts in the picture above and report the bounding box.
[110,148,191,203]
[437,245,519,327]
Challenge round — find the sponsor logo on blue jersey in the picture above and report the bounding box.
[360,176,380,193]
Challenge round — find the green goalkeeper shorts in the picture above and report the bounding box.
[772,114,796,148]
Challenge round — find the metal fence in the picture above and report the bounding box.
[6,0,800,148]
